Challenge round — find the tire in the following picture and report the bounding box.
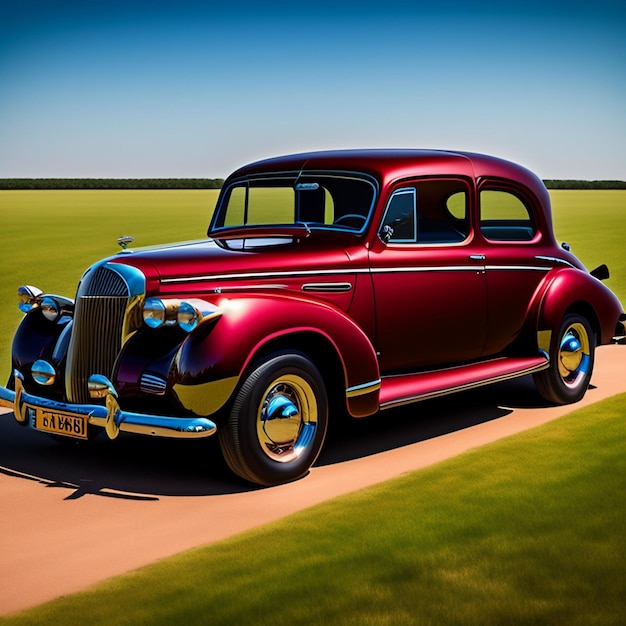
[219,353,328,486]
[534,313,595,404]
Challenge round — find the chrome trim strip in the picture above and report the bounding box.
[535,255,577,268]
[162,261,562,286]
[162,268,370,284]
[371,266,481,273]
[213,283,288,292]
[140,373,168,396]
[302,282,353,293]
[346,379,382,398]
[485,265,550,272]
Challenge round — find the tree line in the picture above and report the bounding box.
[543,180,626,190]
[0,178,224,190]
[0,178,624,190]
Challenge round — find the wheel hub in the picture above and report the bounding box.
[558,324,590,386]
[257,377,318,463]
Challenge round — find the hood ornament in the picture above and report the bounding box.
[117,235,134,250]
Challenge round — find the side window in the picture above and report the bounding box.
[380,179,469,245]
[480,189,535,241]
[380,189,416,243]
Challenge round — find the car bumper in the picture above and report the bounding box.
[0,370,217,440]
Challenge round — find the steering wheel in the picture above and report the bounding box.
[334,214,367,229]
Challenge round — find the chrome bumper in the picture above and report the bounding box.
[0,371,217,440]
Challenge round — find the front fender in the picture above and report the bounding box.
[172,294,381,418]
[536,268,623,346]
[8,309,72,395]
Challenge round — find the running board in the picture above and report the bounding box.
[379,355,549,411]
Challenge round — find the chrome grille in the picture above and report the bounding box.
[65,263,145,403]
[140,373,168,395]
[85,265,129,296]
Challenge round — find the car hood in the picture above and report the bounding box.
[106,236,358,295]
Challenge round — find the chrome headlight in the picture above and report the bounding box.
[18,286,73,320]
[143,297,168,328]
[18,285,43,313]
[143,298,220,332]
[142,298,182,328]
[178,301,199,332]
[40,296,61,321]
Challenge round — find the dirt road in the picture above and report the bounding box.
[1,345,624,616]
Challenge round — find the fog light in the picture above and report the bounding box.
[40,297,60,322]
[31,360,56,386]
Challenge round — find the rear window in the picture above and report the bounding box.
[480,189,535,241]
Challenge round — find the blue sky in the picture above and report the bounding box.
[0,1,624,179]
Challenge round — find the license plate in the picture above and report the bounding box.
[35,408,88,440]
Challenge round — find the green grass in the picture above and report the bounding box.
[3,393,625,625]
[550,190,626,307]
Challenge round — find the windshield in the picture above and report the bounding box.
[211,172,377,234]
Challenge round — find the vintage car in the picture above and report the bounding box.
[1,150,625,486]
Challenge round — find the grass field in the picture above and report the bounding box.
[549,190,626,308]
[3,393,625,625]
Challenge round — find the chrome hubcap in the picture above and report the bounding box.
[558,322,590,388]
[257,374,318,463]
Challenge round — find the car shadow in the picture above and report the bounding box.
[0,375,549,499]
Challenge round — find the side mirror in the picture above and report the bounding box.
[380,225,394,244]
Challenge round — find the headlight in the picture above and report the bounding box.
[18,286,73,320]
[143,298,168,328]
[178,301,199,332]
[40,297,60,322]
[18,285,43,313]
[143,298,220,332]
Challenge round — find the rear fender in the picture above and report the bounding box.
[535,268,623,349]
[172,295,381,418]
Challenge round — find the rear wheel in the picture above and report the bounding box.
[534,313,595,404]
[219,353,328,486]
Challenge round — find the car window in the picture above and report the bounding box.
[480,189,535,241]
[380,179,469,245]
[213,174,376,233]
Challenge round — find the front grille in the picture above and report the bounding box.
[65,263,145,403]
[85,265,129,296]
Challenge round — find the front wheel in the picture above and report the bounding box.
[219,353,328,486]
[534,313,596,404]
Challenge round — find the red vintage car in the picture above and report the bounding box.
[1,150,624,485]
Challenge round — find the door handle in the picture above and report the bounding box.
[469,254,486,261]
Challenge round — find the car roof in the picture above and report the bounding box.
[227,149,550,206]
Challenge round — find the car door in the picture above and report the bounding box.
[370,177,487,373]
[477,181,551,356]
